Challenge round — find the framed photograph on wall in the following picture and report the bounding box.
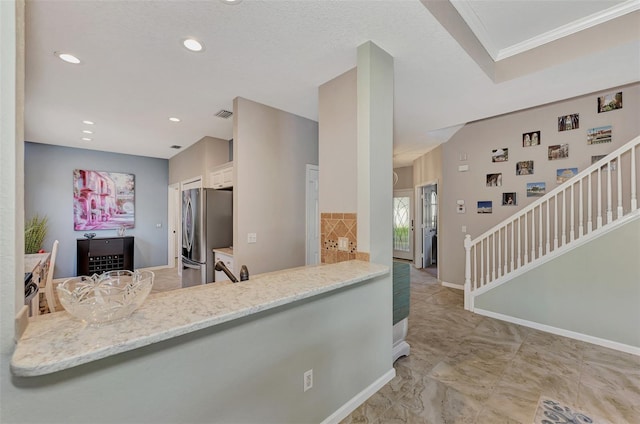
[73,169,135,231]
[526,182,546,197]
[486,173,502,187]
[477,201,492,214]
[492,148,508,162]
[548,144,569,160]
[516,160,534,175]
[597,92,622,113]
[522,131,540,147]
[591,155,617,171]
[502,192,517,206]
[556,168,578,184]
[558,114,579,131]
[587,125,612,145]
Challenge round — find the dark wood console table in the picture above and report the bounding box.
[76,236,134,276]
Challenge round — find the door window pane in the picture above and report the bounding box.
[393,196,410,252]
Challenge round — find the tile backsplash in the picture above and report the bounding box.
[321,213,368,263]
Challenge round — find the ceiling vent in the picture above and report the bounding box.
[214,109,233,119]
[170,145,182,149]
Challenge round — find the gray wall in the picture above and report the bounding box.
[475,215,640,348]
[438,82,640,285]
[233,97,319,275]
[24,142,169,277]
[1,276,392,423]
[168,136,230,185]
[319,68,358,213]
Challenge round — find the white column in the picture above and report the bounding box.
[357,42,394,266]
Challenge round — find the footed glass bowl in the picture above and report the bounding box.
[57,270,154,324]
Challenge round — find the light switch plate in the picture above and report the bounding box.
[338,237,349,251]
[248,233,257,243]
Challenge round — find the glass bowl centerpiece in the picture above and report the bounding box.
[57,270,154,324]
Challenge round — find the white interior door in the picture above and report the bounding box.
[393,189,414,260]
[306,165,320,265]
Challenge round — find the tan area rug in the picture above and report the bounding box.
[533,397,609,424]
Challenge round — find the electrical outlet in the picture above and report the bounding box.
[248,233,257,243]
[338,237,349,251]
[303,369,313,392]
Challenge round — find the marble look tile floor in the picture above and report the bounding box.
[341,267,640,424]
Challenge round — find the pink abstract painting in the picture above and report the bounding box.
[73,169,135,230]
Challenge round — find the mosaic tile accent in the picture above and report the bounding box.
[534,397,606,424]
[321,213,362,264]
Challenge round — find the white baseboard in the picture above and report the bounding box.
[392,341,411,362]
[441,281,464,290]
[139,264,174,271]
[474,308,640,357]
[321,368,396,424]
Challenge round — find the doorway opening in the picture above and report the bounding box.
[414,182,438,278]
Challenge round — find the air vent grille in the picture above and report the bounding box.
[170,145,182,149]
[214,109,233,119]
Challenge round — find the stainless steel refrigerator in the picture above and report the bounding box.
[182,188,232,287]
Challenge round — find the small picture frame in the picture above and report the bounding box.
[587,126,612,145]
[492,148,508,162]
[516,161,534,175]
[556,168,578,184]
[486,173,502,187]
[527,182,546,197]
[502,192,517,206]
[548,144,569,160]
[597,92,622,113]
[522,131,540,147]
[558,114,579,132]
[477,201,492,214]
[591,155,617,171]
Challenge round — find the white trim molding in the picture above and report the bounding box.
[321,368,396,424]
[441,281,464,290]
[475,308,640,357]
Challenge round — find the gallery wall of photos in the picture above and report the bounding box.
[477,91,623,213]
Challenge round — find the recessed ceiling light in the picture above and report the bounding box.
[81,137,92,141]
[183,38,203,52]
[221,0,242,4]
[169,117,181,122]
[82,120,95,125]
[82,130,93,134]
[55,52,81,64]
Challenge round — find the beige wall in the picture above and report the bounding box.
[440,83,640,285]
[168,136,229,185]
[319,68,358,213]
[413,145,442,186]
[233,97,318,275]
[393,166,413,190]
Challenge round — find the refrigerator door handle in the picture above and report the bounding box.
[182,258,201,270]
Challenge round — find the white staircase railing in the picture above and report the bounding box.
[464,135,639,310]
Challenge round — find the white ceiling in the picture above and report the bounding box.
[24,0,640,167]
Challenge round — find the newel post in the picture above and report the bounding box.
[463,234,472,311]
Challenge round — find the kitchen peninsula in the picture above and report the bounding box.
[8,260,392,423]
[12,260,387,376]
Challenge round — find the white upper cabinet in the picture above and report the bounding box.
[208,162,233,189]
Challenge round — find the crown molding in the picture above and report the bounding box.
[496,0,640,61]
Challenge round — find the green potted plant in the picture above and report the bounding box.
[25,215,48,254]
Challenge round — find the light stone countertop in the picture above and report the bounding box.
[11,260,388,377]
[212,247,233,256]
